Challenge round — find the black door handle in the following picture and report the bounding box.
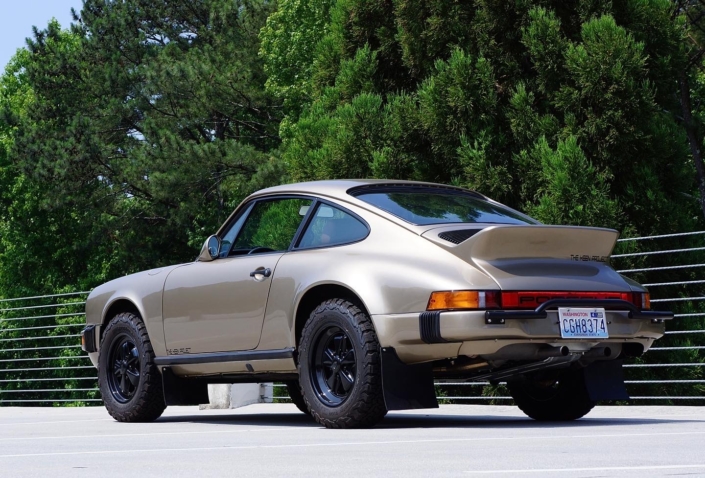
[249,268,272,278]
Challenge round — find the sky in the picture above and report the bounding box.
[0,0,82,69]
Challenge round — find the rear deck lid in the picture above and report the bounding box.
[423,225,631,291]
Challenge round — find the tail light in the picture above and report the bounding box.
[427,290,651,311]
[427,291,501,310]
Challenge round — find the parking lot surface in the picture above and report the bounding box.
[2,404,705,477]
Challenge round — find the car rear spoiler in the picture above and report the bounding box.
[451,225,620,262]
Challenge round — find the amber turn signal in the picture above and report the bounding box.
[427,291,500,310]
[641,292,651,310]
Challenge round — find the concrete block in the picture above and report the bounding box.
[200,383,274,410]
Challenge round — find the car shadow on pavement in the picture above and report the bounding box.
[377,413,699,429]
[154,411,701,430]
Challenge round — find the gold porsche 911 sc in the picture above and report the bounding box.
[81,180,673,428]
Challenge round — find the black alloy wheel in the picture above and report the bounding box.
[107,334,141,403]
[310,326,357,406]
[298,299,387,428]
[98,312,166,422]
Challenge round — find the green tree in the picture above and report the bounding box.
[264,0,701,237]
[1,1,285,298]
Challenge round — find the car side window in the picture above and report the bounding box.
[230,198,313,254]
[219,203,253,258]
[298,203,368,249]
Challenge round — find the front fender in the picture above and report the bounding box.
[85,264,184,357]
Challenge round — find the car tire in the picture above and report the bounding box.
[285,380,311,415]
[99,312,166,422]
[508,368,595,421]
[298,299,387,429]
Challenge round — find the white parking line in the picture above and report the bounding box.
[0,418,113,426]
[466,464,705,474]
[2,430,705,458]
[0,427,289,442]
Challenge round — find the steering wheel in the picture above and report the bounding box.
[247,246,276,255]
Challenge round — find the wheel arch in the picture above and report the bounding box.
[102,298,143,328]
[294,283,371,348]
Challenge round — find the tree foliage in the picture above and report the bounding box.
[0,1,284,298]
[265,0,700,237]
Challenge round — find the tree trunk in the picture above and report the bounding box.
[679,70,705,219]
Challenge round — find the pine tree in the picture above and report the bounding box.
[1,1,285,295]
[263,0,700,236]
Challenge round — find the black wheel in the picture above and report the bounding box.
[99,312,166,422]
[298,299,387,429]
[508,368,595,421]
[284,380,310,416]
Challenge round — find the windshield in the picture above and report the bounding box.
[353,189,535,226]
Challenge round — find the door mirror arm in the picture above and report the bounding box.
[198,235,221,262]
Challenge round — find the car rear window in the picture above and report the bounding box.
[352,189,535,226]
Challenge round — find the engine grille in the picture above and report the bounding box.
[438,229,480,244]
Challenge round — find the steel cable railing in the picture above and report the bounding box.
[0,292,95,405]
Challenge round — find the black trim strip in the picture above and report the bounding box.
[154,348,295,366]
[347,184,487,200]
[419,311,448,344]
[485,299,674,324]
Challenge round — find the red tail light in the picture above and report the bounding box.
[500,291,650,310]
[426,290,650,311]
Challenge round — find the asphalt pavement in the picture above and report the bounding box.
[2,404,705,477]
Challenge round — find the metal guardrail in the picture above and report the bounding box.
[1,232,704,406]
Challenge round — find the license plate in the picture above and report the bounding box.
[558,308,609,339]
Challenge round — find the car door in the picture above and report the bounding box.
[162,197,313,354]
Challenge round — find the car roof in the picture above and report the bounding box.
[249,179,486,201]
[217,179,532,238]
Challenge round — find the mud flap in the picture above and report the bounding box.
[583,359,630,401]
[161,367,210,406]
[381,347,438,410]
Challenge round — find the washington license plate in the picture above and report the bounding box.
[558,308,609,339]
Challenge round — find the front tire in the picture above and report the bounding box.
[298,299,387,429]
[99,312,166,422]
[508,368,595,421]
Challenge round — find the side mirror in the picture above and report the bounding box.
[198,235,221,262]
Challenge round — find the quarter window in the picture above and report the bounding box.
[219,203,253,258]
[298,204,368,249]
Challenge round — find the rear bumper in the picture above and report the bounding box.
[371,304,671,364]
[485,299,673,324]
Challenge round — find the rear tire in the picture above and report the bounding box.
[508,368,595,421]
[285,380,310,415]
[99,312,166,422]
[298,299,387,429]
